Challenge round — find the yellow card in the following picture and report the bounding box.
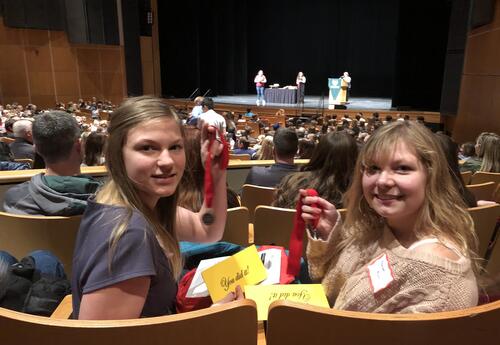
[244,284,330,320]
[201,245,268,302]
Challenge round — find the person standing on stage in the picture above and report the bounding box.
[340,71,352,101]
[254,70,267,106]
[296,71,306,104]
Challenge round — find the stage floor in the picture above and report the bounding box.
[212,94,393,111]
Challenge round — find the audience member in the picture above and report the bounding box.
[296,138,316,159]
[83,131,107,166]
[302,121,479,313]
[275,131,358,209]
[10,119,35,160]
[434,133,477,207]
[187,96,204,126]
[244,128,298,187]
[3,111,101,215]
[461,132,500,173]
[197,97,226,134]
[253,135,274,160]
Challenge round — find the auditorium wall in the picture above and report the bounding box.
[0,18,126,109]
[447,0,500,143]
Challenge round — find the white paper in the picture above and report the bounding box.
[186,256,229,298]
[258,248,282,286]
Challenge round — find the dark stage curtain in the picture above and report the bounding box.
[158,0,454,111]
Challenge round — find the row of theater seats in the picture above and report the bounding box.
[1,292,500,344]
[0,175,499,343]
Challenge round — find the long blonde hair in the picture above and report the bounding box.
[344,121,480,275]
[476,132,500,173]
[96,96,183,278]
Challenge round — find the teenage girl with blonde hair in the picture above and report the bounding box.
[301,121,479,313]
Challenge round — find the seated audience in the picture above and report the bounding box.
[459,141,476,161]
[10,119,35,160]
[302,121,479,313]
[244,128,298,187]
[461,132,500,173]
[187,96,204,126]
[253,135,274,160]
[232,137,256,157]
[197,97,226,134]
[83,131,107,166]
[434,133,477,207]
[3,111,101,216]
[275,132,358,209]
[296,138,316,159]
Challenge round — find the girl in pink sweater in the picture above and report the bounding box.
[301,121,479,313]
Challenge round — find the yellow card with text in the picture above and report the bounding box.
[201,245,268,302]
[244,284,329,320]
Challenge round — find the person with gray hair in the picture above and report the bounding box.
[10,119,35,160]
[3,111,101,216]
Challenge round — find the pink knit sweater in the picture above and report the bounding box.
[307,225,478,313]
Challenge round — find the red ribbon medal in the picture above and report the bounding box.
[287,189,319,276]
[202,126,229,225]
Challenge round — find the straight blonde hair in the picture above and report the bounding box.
[96,96,183,278]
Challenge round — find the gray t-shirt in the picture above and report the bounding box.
[72,200,177,318]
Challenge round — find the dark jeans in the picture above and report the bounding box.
[0,250,66,278]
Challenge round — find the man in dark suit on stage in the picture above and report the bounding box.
[244,128,298,188]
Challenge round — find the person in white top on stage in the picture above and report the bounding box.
[254,70,267,106]
[296,71,306,104]
[340,71,352,101]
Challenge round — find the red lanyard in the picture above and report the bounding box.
[202,127,229,224]
[287,189,319,276]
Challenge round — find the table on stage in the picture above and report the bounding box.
[264,88,297,104]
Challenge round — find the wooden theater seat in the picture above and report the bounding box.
[266,299,500,345]
[229,153,252,160]
[468,204,500,259]
[466,182,497,202]
[0,212,81,278]
[240,184,276,223]
[0,299,257,345]
[253,205,296,249]
[222,206,250,246]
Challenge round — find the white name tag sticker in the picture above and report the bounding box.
[367,253,394,294]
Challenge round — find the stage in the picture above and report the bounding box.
[211,94,393,111]
[167,94,442,125]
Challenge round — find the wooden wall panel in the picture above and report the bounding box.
[50,31,70,48]
[451,0,500,143]
[25,46,52,72]
[24,29,49,46]
[29,72,55,95]
[100,50,122,72]
[0,18,126,108]
[140,36,154,95]
[76,49,101,72]
[0,22,23,45]
[0,46,25,72]
[52,47,78,72]
[102,72,123,96]
[0,71,29,98]
[463,29,500,75]
[79,71,102,96]
[54,72,79,96]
